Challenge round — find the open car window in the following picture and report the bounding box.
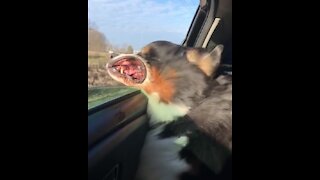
[88,0,199,110]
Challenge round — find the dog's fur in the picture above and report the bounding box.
[107,41,232,180]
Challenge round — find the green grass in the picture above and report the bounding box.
[88,57,108,66]
[88,86,137,109]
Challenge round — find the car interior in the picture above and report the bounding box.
[88,0,232,179]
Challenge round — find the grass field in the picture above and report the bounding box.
[88,51,120,87]
[88,56,108,70]
[88,50,109,66]
[88,57,107,66]
[88,87,137,109]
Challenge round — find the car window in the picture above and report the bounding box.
[88,0,199,109]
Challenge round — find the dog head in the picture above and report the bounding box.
[107,41,223,106]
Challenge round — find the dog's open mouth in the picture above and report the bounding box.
[107,55,147,84]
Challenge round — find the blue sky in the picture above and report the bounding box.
[88,0,198,50]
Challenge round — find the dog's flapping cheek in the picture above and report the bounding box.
[139,67,176,104]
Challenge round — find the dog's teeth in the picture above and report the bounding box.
[137,66,144,71]
[120,68,124,74]
[112,67,117,72]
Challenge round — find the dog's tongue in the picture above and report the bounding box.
[124,66,144,79]
[124,67,137,76]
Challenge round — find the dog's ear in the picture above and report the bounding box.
[138,44,156,59]
[186,45,224,77]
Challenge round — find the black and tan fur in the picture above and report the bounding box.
[107,41,232,180]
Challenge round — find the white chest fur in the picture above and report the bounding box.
[143,92,190,125]
[136,92,191,180]
[135,126,190,180]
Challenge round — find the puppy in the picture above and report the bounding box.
[107,41,232,180]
